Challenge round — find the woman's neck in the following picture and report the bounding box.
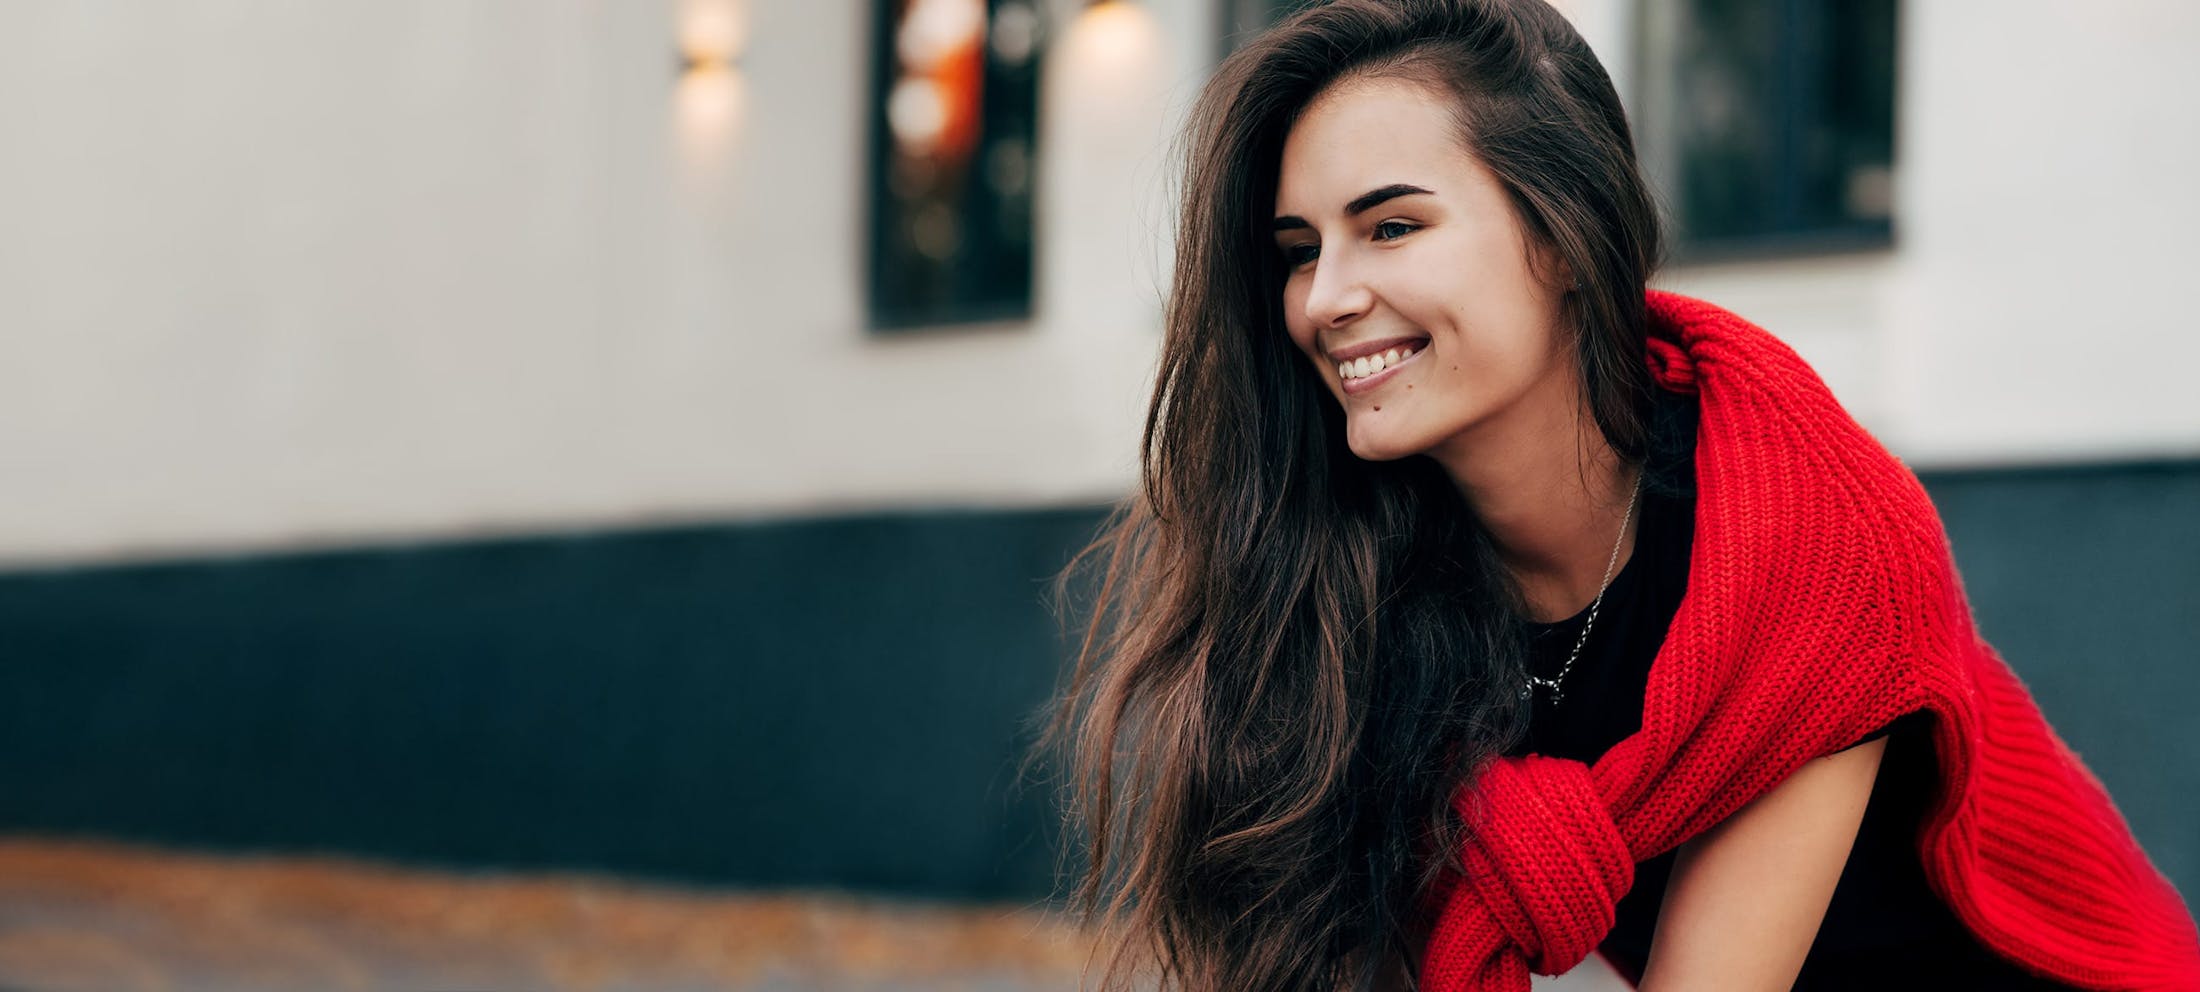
[1427,385,1641,624]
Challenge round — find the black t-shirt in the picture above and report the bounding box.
[1501,387,2075,989]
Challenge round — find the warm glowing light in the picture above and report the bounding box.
[888,78,949,153]
[673,0,749,170]
[1065,0,1161,83]
[897,0,987,71]
[675,61,746,167]
[886,0,987,166]
[1059,0,1163,118]
[678,0,748,66]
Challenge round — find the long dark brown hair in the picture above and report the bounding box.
[1029,2,1667,989]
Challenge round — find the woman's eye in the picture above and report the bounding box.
[1373,220,1418,241]
[1280,223,1412,269]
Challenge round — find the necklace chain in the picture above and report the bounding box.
[1521,469,1643,708]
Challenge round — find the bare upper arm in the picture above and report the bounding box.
[1636,735,1887,992]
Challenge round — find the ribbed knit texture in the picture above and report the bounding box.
[1415,289,2200,991]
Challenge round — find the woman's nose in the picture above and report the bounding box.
[1303,255,1373,329]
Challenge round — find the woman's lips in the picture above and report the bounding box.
[1339,344,1427,397]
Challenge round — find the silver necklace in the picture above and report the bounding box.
[1521,469,1643,707]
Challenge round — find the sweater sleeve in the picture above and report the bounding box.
[1416,754,1634,992]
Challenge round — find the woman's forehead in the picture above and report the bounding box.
[1274,78,1485,218]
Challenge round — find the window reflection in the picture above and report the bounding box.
[868,0,1044,332]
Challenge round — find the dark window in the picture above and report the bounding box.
[1635,0,1899,261]
[866,0,1045,333]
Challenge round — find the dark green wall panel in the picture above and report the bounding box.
[1920,461,2200,895]
[0,509,1099,902]
[0,461,2193,906]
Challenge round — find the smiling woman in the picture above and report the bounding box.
[1030,2,2196,991]
[1033,4,1664,985]
[1270,77,1593,481]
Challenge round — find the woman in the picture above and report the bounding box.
[1033,1,2199,990]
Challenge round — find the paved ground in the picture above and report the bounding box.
[0,835,1629,991]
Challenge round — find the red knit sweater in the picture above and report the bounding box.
[1415,289,2200,990]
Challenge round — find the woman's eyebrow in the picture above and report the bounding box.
[1271,183,1435,232]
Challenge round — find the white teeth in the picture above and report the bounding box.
[1338,343,1423,380]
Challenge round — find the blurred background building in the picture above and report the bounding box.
[0,1,2193,989]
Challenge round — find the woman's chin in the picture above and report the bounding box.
[1345,424,1425,462]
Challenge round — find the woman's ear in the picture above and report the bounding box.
[1524,235,1579,295]
[1553,249,1583,293]
[1540,245,1581,295]
[1558,256,1587,294]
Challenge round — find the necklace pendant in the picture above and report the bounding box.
[1518,471,1637,716]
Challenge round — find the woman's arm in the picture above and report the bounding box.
[1635,735,1887,992]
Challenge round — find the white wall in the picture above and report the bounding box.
[1,0,2194,568]
[0,0,1204,566]
[1655,0,2200,466]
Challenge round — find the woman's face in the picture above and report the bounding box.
[1272,76,1575,463]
